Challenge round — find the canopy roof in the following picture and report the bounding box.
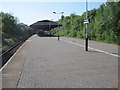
[30,20,62,31]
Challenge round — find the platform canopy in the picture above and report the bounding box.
[30,20,62,31]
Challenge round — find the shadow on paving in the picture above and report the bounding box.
[37,34,58,37]
[87,50,102,53]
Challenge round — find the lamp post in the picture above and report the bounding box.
[53,12,64,41]
[49,19,53,37]
[85,0,88,51]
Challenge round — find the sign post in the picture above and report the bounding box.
[85,0,89,51]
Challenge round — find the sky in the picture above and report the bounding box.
[0,1,107,26]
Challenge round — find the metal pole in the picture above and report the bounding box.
[85,0,88,51]
[58,14,60,41]
[53,12,64,41]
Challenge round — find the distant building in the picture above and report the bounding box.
[30,20,62,31]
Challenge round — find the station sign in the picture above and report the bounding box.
[84,18,90,24]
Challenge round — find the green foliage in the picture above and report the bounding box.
[0,12,34,48]
[51,2,120,45]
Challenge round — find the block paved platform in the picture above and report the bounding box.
[2,35,119,88]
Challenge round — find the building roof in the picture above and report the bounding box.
[30,20,62,31]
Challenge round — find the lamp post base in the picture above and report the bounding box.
[58,35,60,41]
[85,37,88,51]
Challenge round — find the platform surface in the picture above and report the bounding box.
[2,35,119,88]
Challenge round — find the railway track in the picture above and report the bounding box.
[0,39,26,68]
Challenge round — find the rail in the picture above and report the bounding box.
[0,38,27,68]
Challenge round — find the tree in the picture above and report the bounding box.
[51,2,120,45]
[0,12,33,47]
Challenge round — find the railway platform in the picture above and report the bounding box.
[1,34,118,88]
